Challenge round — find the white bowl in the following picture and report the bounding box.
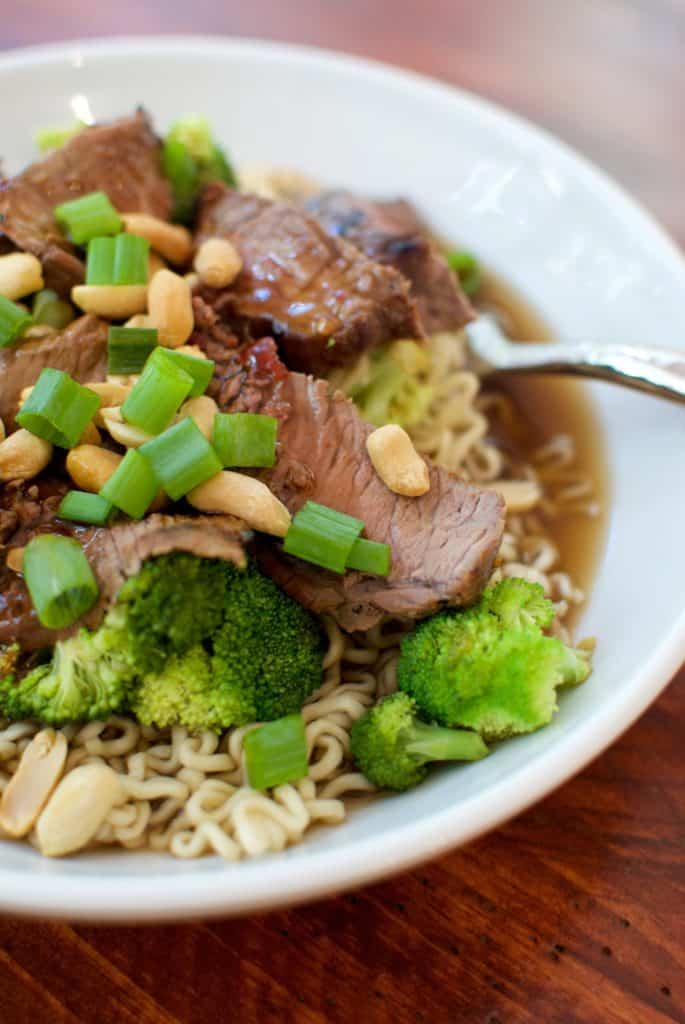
[1,37,684,922]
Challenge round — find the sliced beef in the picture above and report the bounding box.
[305,190,475,335]
[0,111,172,295]
[0,475,247,654]
[0,315,108,430]
[193,301,504,630]
[194,184,423,374]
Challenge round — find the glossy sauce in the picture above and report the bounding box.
[477,273,608,611]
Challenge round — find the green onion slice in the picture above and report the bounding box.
[283,501,364,574]
[121,357,193,435]
[86,234,149,286]
[150,348,215,398]
[23,534,99,630]
[140,418,221,501]
[86,237,116,285]
[58,490,114,526]
[213,412,278,468]
[107,326,158,375]
[99,449,159,520]
[445,250,481,296]
[346,537,391,577]
[0,295,32,349]
[244,714,308,791]
[162,138,199,225]
[112,233,149,286]
[54,191,122,245]
[16,368,101,448]
[32,289,74,330]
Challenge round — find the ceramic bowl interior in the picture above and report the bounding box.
[0,37,683,921]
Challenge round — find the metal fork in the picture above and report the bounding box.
[466,316,685,404]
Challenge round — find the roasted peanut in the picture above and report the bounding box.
[35,763,125,857]
[0,418,5,443]
[175,344,208,361]
[194,238,243,289]
[0,252,44,301]
[147,269,194,348]
[366,424,430,497]
[122,213,193,266]
[147,250,166,281]
[0,730,67,838]
[87,381,133,424]
[23,324,56,340]
[124,313,154,330]
[6,547,24,574]
[100,407,154,448]
[71,284,148,319]
[0,430,53,482]
[178,395,218,440]
[188,471,291,537]
[66,444,122,493]
[78,420,102,446]
[184,272,200,290]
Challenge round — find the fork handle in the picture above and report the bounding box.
[487,341,685,404]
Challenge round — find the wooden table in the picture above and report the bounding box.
[1,3,683,1022]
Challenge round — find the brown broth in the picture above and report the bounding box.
[477,272,609,617]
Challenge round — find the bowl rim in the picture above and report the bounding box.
[1,34,684,922]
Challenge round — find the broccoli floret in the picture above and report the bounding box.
[482,577,555,631]
[212,565,325,722]
[112,553,228,675]
[351,692,488,791]
[163,115,237,223]
[347,341,434,429]
[130,645,254,732]
[398,579,591,740]
[0,624,134,724]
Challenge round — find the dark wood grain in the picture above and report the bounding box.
[0,3,683,1022]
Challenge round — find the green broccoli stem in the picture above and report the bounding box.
[405,721,488,764]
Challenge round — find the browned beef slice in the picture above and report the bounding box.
[0,111,172,295]
[305,190,475,335]
[0,315,108,430]
[194,309,504,630]
[194,184,423,374]
[0,480,246,653]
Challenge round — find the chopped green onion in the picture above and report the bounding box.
[213,412,278,468]
[244,714,308,790]
[121,358,193,435]
[283,501,364,574]
[150,348,215,398]
[99,449,159,520]
[140,418,221,501]
[0,295,32,349]
[107,326,158,375]
[446,250,481,296]
[112,233,149,285]
[346,537,392,576]
[16,368,101,448]
[54,191,122,245]
[86,235,149,286]
[58,490,114,526]
[35,122,85,153]
[86,237,116,285]
[23,534,99,630]
[32,289,74,330]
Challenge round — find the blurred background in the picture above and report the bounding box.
[3,0,683,244]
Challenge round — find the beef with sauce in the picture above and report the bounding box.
[305,190,475,335]
[0,315,108,430]
[194,184,424,375]
[193,298,505,631]
[0,110,171,295]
